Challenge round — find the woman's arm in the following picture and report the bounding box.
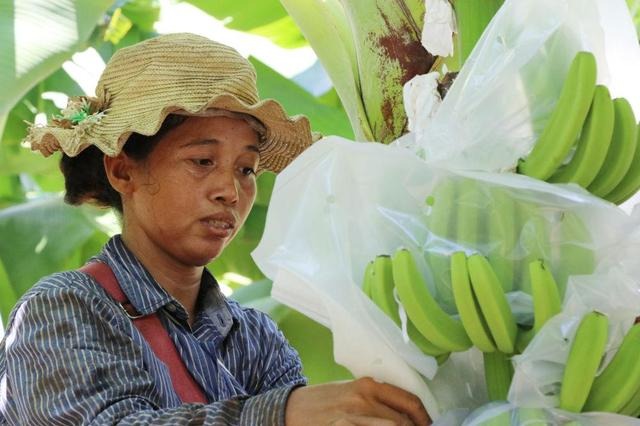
[0,281,294,425]
[232,307,431,425]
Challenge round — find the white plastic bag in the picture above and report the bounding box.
[253,0,640,421]
[434,402,640,426]
[252,136,635,418]
[411,0,640,173]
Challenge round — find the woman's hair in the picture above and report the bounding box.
[59,114,188,213]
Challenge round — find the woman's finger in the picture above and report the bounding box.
[363,400,415,426]
[369,381,431,425]
[330,415,399,426]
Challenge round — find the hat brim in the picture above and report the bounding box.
[28,94,316,174]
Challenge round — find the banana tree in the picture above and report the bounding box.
[279,0,505,144]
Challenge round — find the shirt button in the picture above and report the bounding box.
[167,304,177,312]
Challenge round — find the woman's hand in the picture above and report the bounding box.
[285,377,432,425]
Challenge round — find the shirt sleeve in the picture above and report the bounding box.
[1,282,297,426]
[230,306,307,395]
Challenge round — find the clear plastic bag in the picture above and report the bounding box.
[410,0,640,173]
[434,402,640,426]
[253,0,640,421]
[252,136,636,419]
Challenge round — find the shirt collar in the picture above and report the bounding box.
[95,235,238,331]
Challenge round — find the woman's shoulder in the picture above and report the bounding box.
[9,269,117,324]
[23,269,105,299]
[2,268,130,340]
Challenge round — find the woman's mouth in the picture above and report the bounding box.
[201,218,234,238]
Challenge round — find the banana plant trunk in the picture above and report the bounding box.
[339,0,435,143]
[281,0,434,144]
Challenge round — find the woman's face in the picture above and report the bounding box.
[123,115,260,267]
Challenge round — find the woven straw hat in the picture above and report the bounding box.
[25,33,316,173]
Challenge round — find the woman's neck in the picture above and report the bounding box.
[120,230,202,327]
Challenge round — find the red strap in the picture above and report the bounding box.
[80,262,208,404]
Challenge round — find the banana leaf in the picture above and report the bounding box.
[0,0,115,117]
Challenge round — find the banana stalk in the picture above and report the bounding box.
[483,351,513,401]
[453,0,504,62]
[437,0,505,73]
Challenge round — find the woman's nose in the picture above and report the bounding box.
[208,170,239,205]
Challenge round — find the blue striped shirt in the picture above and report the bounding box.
[0,235,306,425]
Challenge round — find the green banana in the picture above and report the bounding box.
[455,178,480,252]
[369,256,399,323]
[361,259,375,298]
[588,97,638,197]
[548,85,615,187]
[559,311,609,413]
[605,122,640,205]
[529,259,562,334]
[467,254,517,354]
[425,179,457,314]
[483,351,514,401]
[451,251,497,352]
[619,381,640,417]
[487,187,516,293]
[551,211,595,298]
[368,255,448,357]
[392,248,472,352]
[584,323,640,413]
[516,259,562,351]
[515,204,552,295]
[518,51,597,180]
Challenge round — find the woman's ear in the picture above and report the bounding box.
[104,153,135,196]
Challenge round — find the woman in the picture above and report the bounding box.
[0,33,430,425]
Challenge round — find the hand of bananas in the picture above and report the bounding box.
[517,51,640,205]
[559,312,640,416]
[361,248,640,417]
[361,247,560,404]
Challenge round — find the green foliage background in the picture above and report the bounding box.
[0,0,352,384]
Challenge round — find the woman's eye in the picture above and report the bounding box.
[192,158,213,167]
[241,167,256,176]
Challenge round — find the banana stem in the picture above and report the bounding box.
[452,0,504,65]
[484,351,514,401]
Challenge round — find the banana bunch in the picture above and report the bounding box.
[361,247,565,402]
[452,253,562,401]
[517,51,640,205]
[362,249,471,357]
[558,312,640,416]
[361,254,451,361]
[424,179,594,299]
